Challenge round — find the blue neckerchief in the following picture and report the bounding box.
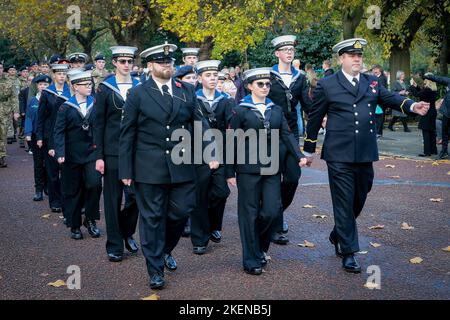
[239,95,274,120]
[44,83,70,100]
[221,91,231,99]
[196,89,224,111]
[65,95,95,118]
[102,75,140,99]
[271,64,300,86]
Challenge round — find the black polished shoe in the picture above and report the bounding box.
[342,254,361,273]
[404,128,411,132]
[125,237,139,253]
[388,126,394,131]
[193,246,207,255]
[164,253,177,271]
[271,232,289,245]
[149,274,165,289]
[329,232,344,258]
[210,230,222,243]
[51,207,62,213]
[70,228,83,240]
[33,191,43,201]
[418,153,431,157]
[244,267,263,275]
[83,219,100,238]
[108,253,123,262]
[282,221,289,234]
[0,157,6,168]
[181,224,191,237]
[437,150,449,160]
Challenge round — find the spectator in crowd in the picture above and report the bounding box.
[322,59,334,77]
[389,70,411,132]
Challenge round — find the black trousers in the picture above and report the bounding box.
[375,114,384,135]
[237,173,281,270]
[61,161,102,228]
[327,162,374,255]
[43,139,63,208]
[442,115,450,150]
[30,135,46,192]
[104,156,139,255]
[389,116,409,131]
[276,149,301,233]
[135,181,196,277]
[191,165,230,247]
[422,129,437,155]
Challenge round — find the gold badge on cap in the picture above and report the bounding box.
[164,45,169,55]
[354,41,362,49]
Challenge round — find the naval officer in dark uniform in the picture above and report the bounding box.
[268,35,312,245]
[94,46,141,262]
[303,38,430,273]
[119,43,218,289]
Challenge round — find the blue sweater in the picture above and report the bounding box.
[25,96,40,136]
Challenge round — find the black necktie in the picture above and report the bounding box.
[162,84,173,113]
[352,77,359,86]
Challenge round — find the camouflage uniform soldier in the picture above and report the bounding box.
[91,53,110,88]
[0,67,20,167]
[5,66,20,144]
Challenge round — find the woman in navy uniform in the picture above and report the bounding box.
[226,68,307,275]
[119,43,218,289]
[303,38,430,273]
[190,60,234,255]
[268,35,312,245]
[24,75,52,201]
[36,63,71,213]
[94,46,141,262]
[54,70,102,240]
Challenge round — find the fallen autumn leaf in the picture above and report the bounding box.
[385,164,395,168]
[442,246,450,252]
[370,242,381,248]
[409,257,423,264]
[357,251,368,254]
[312,214,327,219]
[47,280,66,287]
[303,204,317,208]
[364,282,380,290]
[389,175,400,179]
[369,225,385,230]
[401,222,414,230]
[141,294,160,300]
[430,198,443,202]
[298,240,315,248]
[41,214,50,219]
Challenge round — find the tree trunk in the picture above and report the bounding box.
[341,5,364,39]
[389,45,411,83]
[199,37,214,60]
[439,10,449,75]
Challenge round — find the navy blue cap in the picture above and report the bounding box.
[50,54,62,64]
[175,65,195,79]
[84,64,95,71]
[33,74,52,84]
[19,66,28,72]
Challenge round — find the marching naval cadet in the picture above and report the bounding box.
[24,75,52,202]
[226,68,307,275]
[119,42,218,289]
[54,70,102,240]
[36,63,71,213]
[94,46,141,263]
[190,60,233,254]
[68,53,89,70]
[303,38,430,273]
[268,35,312,245]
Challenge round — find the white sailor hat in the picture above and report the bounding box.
[51,64,69,73]
[332,38,367,55]
[218,72,226,81]
[271,35,297,50]
[181,48,200,57]
[242,67,272,82]
[195,60,221,74]
[66,68,85,78]
[110,46,138,58]
[140,43,178,62]
[68,52,89,63]
[68,70,92,84]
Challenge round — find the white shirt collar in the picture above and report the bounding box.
[153,78,173,96]
[341,69,360,86]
